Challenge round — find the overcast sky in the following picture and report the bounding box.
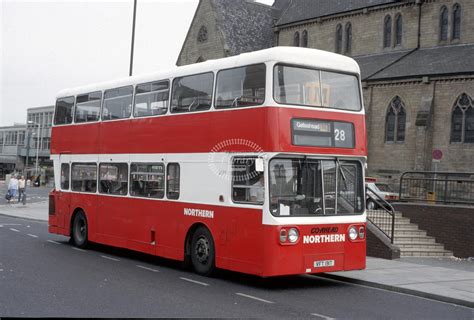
[0,0,274,126]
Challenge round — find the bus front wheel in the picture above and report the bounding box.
[190,226,215,276]
[71,211,88,249]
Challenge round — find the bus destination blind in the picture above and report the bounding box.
[291,119,355,148]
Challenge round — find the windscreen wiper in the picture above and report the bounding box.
[336,159,348,190]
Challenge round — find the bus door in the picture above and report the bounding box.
[97,162,130,242]
[57,160,71,229]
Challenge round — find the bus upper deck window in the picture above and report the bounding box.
[171,73,213,113]
[54,97,75,125]
[103,86,134,121]
[75,91,101,123]
[215,64,265,109]
[134,81,169,117]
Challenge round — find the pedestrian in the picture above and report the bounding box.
[18,175,26,203]
[8,175,19,204]
[35,174,41,187]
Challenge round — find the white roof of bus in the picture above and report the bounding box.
[56,47,361,98]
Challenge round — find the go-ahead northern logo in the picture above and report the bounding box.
[303,227,346,244]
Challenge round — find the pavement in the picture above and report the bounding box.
[0,191,473,308]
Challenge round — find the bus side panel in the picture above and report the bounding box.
[129,200,264,275]
[51,124,100,155]
[96,195,132,249]
[48,190,70,236]
[127,197,159,256]
[129,112,212,154]
[100,121,131,154]
[216,208,264,275]
[56,191,70,231]
[210,108,266,152]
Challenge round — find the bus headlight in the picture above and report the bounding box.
[288,228,299,243]
[348,226,358,240]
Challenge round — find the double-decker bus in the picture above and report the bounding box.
[49,47,367,277]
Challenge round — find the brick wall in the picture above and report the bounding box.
[367,223,401,260]
[366,79,474,182]
[420,0,474,48]
[429,79,474,172]
[278,2,419,57]
[366,81,434,180]
[394,203,474,258]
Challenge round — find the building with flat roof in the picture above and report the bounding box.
[0,105,54,182]
[0,124,26,179]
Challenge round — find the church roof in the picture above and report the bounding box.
[276,0,399,26]
[212,0,281,56]
[353,50,413,80]
[361,44,474,81]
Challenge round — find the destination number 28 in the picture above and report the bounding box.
[334,129,346,141]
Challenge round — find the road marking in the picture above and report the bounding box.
[101,255,120,262]
[27,234,38,238]
[47,240,61,245]
[235,293,274,304]
[72,247,86,252]
[136,265,159,273]
[179,277,209,286]
[0,223,22,227]
[9,228,20,232]
[311,312,335,320]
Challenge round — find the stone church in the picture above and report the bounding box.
[177,0,474,183]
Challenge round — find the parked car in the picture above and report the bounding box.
[365,178,399,210]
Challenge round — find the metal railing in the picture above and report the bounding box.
[366,185,396,243]
[399,171,474,205]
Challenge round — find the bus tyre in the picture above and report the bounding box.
[72,211,88,249]
[191,227,215,276]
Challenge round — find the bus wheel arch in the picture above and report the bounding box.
[70,208,89,249]
[184,223,216,276]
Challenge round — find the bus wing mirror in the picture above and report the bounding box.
[255,158,264,172]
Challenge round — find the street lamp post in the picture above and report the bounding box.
[27,121,41,177]
[129,0,137,76]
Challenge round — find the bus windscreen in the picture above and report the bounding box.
[273,65,361,111]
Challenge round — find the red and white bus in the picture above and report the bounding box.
[49,47,367,277]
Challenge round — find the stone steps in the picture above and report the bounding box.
[368,219,412,226]
[393,234,436,242]
[400,248,453,257]
[369,210,453,257]
[396,242,446,249]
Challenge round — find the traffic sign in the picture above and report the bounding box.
[432,149,443,161]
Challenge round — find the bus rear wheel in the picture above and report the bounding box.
[190,226,215,276]
[71,211,88,249]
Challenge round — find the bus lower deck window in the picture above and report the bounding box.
[167,163,180,199]
[99,163,128,195]
[232,158,264,204]
[130,163,165,198]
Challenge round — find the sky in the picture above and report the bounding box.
[0,0,274,126]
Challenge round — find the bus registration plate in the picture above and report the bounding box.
[314,260,335,268]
